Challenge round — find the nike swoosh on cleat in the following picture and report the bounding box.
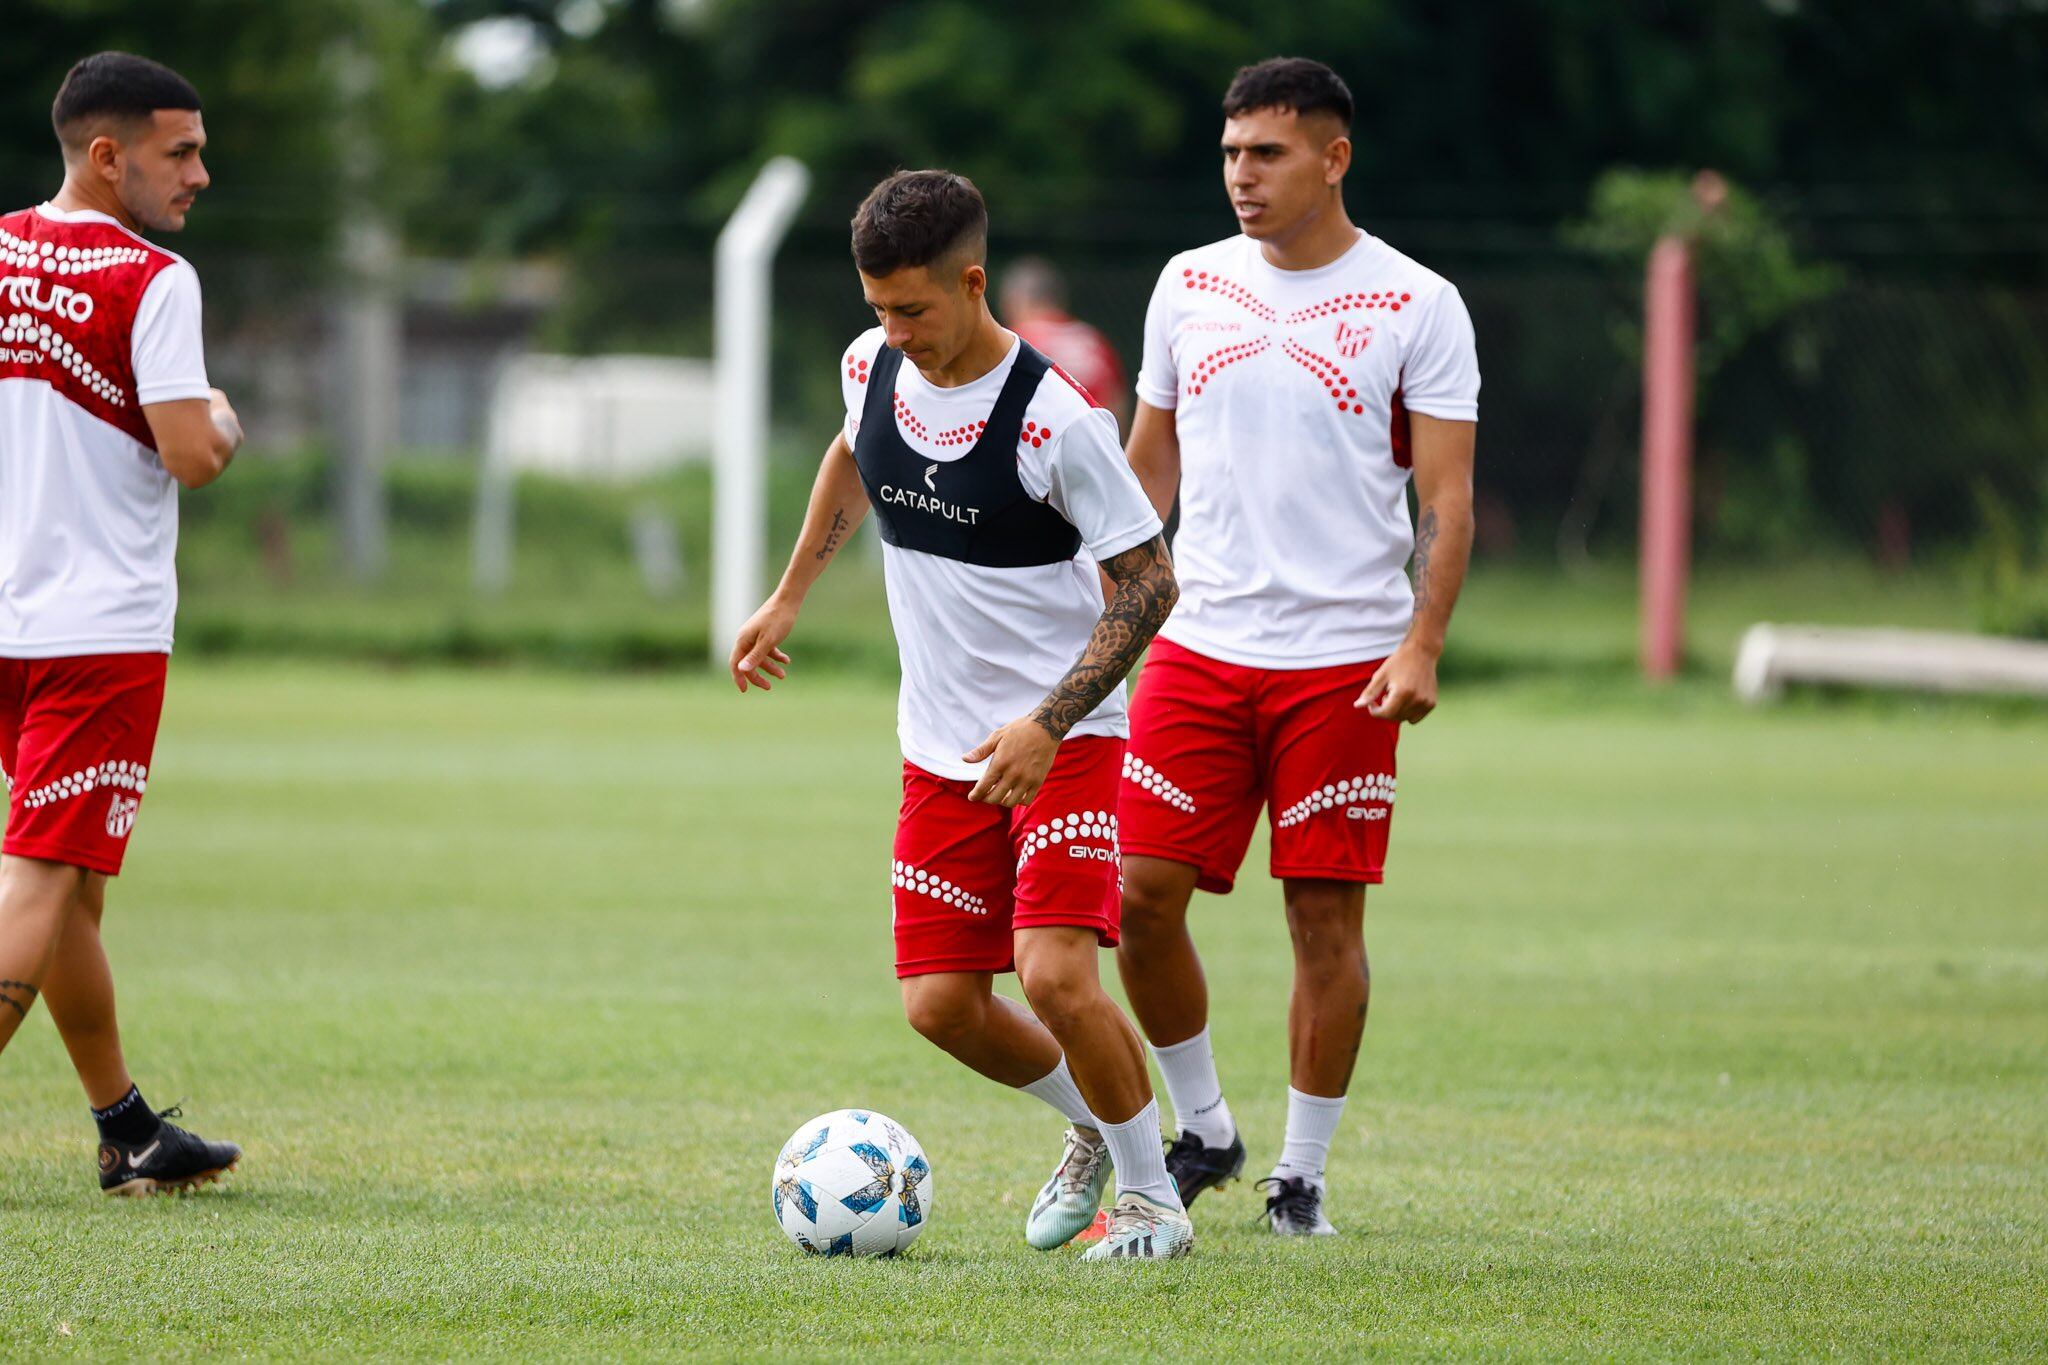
[127,1140,161,1168]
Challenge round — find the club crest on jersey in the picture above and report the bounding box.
[105,793,139,839]
[1335,320,1373,358]
[923,462,937,492]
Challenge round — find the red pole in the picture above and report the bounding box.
[1639,233,1695,681]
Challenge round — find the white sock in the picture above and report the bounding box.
[1019,1054,1098,1130]
[1099,1099,1182,1210]
[1272,1087,1346,1189]
[1151,1027,1236,1147]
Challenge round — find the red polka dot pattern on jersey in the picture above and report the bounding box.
[934,419,986,449]
[1019,419,1053,450]
[845,353,871,384]
[1281,338,1365,416]
[892,391,929,441]
[1283,290,1412,325]
[1180,269,1278,322]
[1185,337,1270,397]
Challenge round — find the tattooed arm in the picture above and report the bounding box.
[1358,413,1476,724]
[964,535,1178,807]
[730,432,870,692]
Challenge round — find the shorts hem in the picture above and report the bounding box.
[1119,841,1235,896]
[1269,862,1383,886]
[896,955,1014,979]
[0,837,123,876]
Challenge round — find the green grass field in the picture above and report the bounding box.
[2,662,2044,1359]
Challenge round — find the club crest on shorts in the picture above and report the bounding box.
[105,793,139,838]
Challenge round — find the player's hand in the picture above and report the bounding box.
[1357,640,1440,724]
[963,718,1060,808]
[729,597,796,693]
[207,388,244,456]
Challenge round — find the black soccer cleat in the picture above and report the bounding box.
[1163,1128,1246,1206]
[98,1106,241,1197]
[1257,1175,1337,1236]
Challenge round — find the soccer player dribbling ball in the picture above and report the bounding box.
[731,171,1194,1259]
[0,54,245,1194]
[1115,58,1481,1235]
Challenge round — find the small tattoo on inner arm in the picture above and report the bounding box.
[1411,507,1439,613]
[815,509,851,561]
[1032,535,1177,741]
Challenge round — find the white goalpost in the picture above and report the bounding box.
[710,157,812,667]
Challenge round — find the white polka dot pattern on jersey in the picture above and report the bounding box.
[892,860,989,916]
[1121,753,1197,814]
[0,227,151,274]
[17,759,149,811]
[0,313,126,407]
[1015,810,1119,875]
[1274,773,1395,830]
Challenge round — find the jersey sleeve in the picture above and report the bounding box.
[1398,284,1479,421]
[840,327,887,446]
[131,261,210,405]
[1132,260,1181,411]
[1038,407,1162,561]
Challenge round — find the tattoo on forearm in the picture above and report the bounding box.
[1032,535,1177,740]
[1411,507,1439,614]
[0,979,37,1021]
[814,509,852,562]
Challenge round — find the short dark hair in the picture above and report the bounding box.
[1222,57,1353,130]
[52,52,202,150]
[851,170,988,277]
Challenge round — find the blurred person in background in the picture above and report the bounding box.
[1114,57,1479,1236]
[1001,257,1132,436]
[0,52,244,1195]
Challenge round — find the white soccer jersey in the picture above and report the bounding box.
[841,328,1162,781]
[1,203,210,657]
[1136,231,1479,668]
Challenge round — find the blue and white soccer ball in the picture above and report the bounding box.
[771,1108,934,1257]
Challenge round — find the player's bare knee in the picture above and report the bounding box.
[1120,870,1191,940]
[1015,960,1097,1038]
[900,981,982,1051]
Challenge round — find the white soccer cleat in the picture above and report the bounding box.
[1078,1191,1195,1261]
[1026,1127,1112,1251]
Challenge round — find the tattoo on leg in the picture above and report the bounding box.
[1032,535,1177,740]
[0,979,37,1021]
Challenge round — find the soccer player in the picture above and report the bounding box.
[0,53,245,1194]
[1115,57,1480,1235]
[730,170,1192,1259]
[999,258,1131,435]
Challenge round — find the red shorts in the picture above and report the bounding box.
[0,653,167,877]
[892,736,1124,977]
[1119,637,1399,895]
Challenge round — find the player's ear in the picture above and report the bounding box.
[88,133,124,183]
[1324,134,1352,186]
[961,262,987,302]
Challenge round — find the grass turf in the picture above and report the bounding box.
[1,662,2043,1358]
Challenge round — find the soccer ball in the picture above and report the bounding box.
[770,1108,933,1257]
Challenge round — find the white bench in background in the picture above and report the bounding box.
[1734,624,2048,702]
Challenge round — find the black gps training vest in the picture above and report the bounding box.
[853,340,1084,568]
